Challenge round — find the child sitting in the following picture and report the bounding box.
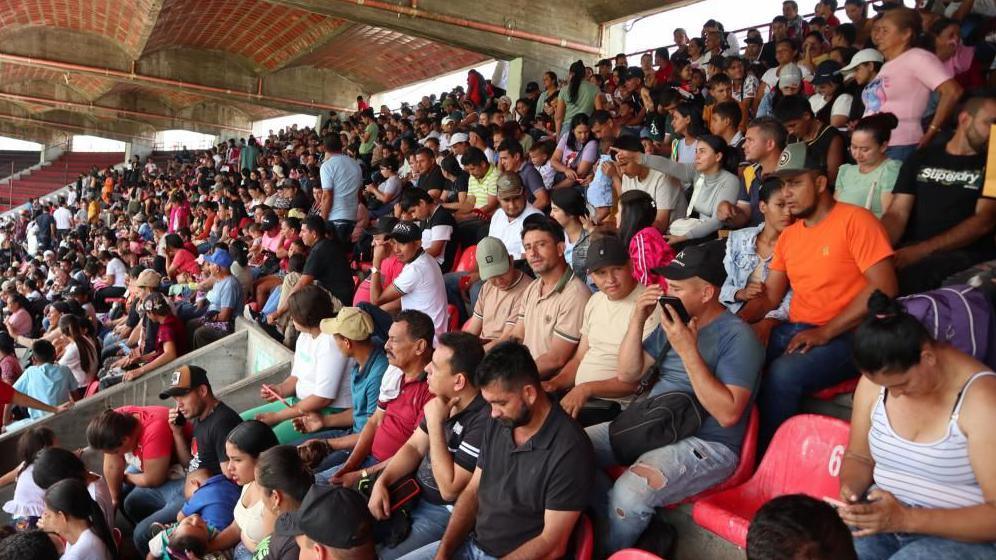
[0,427,55,530]
[588,136,616,225]
[528,140,556,190]
[3,340,73,432]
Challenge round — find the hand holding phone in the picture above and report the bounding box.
[658,295,691,323]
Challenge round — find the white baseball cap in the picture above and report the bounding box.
[449,132,469,144]
[840,48,885,74]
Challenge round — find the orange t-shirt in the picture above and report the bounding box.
[770,202,894,326]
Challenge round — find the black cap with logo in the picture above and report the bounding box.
[274,486,373,550]
[652,240,728,287]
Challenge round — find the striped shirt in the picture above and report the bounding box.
[869,371,994,509]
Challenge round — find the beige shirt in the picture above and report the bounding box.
[518,268,591,360]
[473,271,531,341]
[577,284,660,390]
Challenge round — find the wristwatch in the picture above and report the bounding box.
[369,267,380,275]
[361,469,369,479]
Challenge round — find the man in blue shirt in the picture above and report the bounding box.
[319,135,362,247]
[5,340,74,432]
[190,248,244,349]
[585,241,765,553]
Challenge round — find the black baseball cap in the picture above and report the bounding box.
[744,36,763,45]
[586,235,630,272]
[159,365,210,399]
[627,67,645,81]
[386,220,422,244]
[275,486,373,549]
[770,142,826,178]
[652,241,727,287]
[811,60,843,86]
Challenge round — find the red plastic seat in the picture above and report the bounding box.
[608,549,665,560]
[691,414,851,548]
[574,513,594,560]
[447,304,460,332]
[454,245,477,273]
[810,377,860,400]
[605,405,760,504]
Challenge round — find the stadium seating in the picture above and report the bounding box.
[691,414,851,548]
[608,549,665,560]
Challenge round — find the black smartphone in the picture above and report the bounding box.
[389,477,421,512]
[172,410,186,426]
[658,295,691,323]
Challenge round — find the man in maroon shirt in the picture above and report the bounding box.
[317,310,435,487]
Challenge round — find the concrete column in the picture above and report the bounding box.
[40,142,66,164]
[601,21,628,61]
[126,138,155,164]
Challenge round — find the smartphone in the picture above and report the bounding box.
[658,295,691,323]
[389,478,421,512]
[172,410,186,426]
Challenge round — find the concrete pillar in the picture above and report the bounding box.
[601,21,628,61]
[40,142,66,164]
[504,58,523,99]
[126,138,155,164]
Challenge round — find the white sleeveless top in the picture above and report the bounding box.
[869,371,994,509]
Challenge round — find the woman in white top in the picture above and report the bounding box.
[208,420,279,560]
[0,426,55,529]
[244,285,352,444]
[57,314,98,388]
[840,292,996,559]
[38,479,115,560]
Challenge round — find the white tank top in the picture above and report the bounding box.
[868,371,994,509]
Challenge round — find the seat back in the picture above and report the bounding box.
[753,414,850,500]
[455,244,477,273]
[696,404,759,498]
[573,513,594,560]
[447,304,460,333]
[608,550,665,560]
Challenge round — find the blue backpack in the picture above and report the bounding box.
[900,284,996,369]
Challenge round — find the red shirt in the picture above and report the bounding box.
[654,62,673,85]
[115,406,179,469]
[171,248,201,277]
[155,314,187,358]
[370,374,434,462]
[352,256,404,305]
[0,381,14,404]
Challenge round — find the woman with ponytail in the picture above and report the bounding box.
[554,60,603,137]
[57,314,99,388]
[38,478,116,560]
[838,291,996,559]
[835,113,902,218]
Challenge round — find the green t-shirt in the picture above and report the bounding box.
[561,81,598,128]
[360,122,379,155]
[834,159,902,218]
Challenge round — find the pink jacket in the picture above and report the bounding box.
[629,227,675,289]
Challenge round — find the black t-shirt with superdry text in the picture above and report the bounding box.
[894,148,992,254]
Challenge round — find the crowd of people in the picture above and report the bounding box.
[0,0,993,558]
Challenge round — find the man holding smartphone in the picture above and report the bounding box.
[366,332,488,559]
[584,241,765,554]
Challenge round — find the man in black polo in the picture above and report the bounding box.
[403,341,594,559]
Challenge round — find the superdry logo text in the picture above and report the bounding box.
[916,167,982,188]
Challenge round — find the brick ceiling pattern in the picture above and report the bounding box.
[0,64,113,99]
[0,0,158,57]
[303,24,488,90]
[144,0,349,72]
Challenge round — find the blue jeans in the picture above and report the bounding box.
[758,322,858,448]
[585,422,738,553]
[397,534,497,560]
[443,272,483,325]
[124,476,185,553]
[379,500,453,560]
[885,144,917,162]
[855,532,996,559]
[313,454,377,486]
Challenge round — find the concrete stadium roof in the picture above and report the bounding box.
[0,0,688,144]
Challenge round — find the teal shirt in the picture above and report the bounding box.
[13,363,73,419]
[834,159,901,218]
[351,346,388,432]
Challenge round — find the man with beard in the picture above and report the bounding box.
[754,142,896,448]
[402,341,593,560]
[499,217,590,379]
[881,95,996,295]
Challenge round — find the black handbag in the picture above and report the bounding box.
[608,339,706,464]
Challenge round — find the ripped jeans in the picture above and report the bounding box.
[585,422,738,553]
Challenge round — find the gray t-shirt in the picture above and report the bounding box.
[642,310,763,454]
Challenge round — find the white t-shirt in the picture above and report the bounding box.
[63,528,112,560]
[621,168,687,224]
[106,257,127,287]
[291,332,353,408]
[59,342,89,387]
[487,204,543,260]
[392,251,449,338]
[53,207,73,230]
[809,93,853,119]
